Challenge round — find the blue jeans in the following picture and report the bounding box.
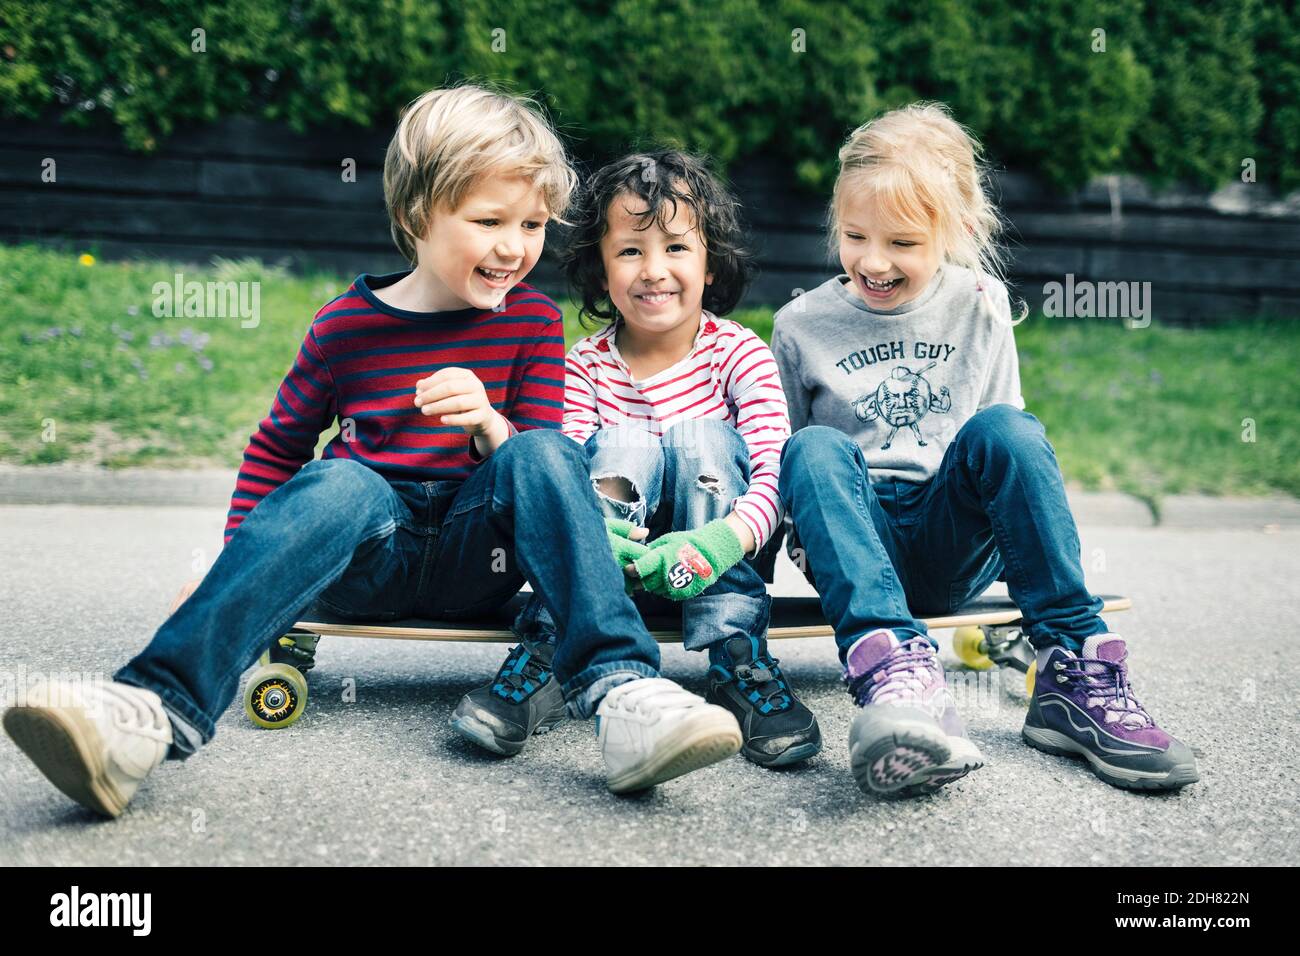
[778,405,1107,661]
[514,419,772,667]
[115,429,661,756]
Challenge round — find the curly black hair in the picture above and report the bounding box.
[564,149,754,327]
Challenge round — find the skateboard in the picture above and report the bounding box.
[243,593,1132,728]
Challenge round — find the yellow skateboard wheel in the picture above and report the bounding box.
[1026,665,1036,696]
[952,626,994,670]
[244,663,308,729]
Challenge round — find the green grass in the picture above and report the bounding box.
[1013,316,1299,508]
[2,245,1296,504]
[0,246,344,468]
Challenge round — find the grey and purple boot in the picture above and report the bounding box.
[895,705,986,798]
[845,629,985,797]
[1022,634,1198,791]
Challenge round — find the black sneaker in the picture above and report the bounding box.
[706,637,821,767]
[450,640,567,756]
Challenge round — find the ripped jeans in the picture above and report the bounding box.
[514,418,773,672]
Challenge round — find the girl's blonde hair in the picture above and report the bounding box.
[384,84,578,264]
[831,102,1021,320]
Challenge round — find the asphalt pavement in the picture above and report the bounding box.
[0,497,1295,866]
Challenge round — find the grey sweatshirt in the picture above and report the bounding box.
[771,265,1024,484]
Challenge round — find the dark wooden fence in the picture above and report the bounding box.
[3,117,1299,321]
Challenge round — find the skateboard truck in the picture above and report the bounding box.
[268,630,320,672]
[951,624,1038,695]
[978,626,1035,673]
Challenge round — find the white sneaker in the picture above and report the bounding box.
[3,679,173,817]
[597,677,742,793]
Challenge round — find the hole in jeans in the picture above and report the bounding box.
[594,475,638,503]
[591,474,646,526]
[697,474,724,498]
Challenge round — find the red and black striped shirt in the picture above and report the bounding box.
[224,272,565,543]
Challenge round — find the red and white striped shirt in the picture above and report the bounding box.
[563,313,789,552]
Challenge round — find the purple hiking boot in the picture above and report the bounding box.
[1022,634,1199,791]
[845,629,985,797]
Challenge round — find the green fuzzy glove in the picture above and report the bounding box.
[628,519,745,601]
[605,518,651,595]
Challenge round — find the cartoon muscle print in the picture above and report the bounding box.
[851,361,952,450]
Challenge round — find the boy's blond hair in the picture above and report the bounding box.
[830,102,1007,291]
[383,84,577,263]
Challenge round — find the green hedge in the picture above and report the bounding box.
[0,0,1292,192]
[1254,0,1300,193]
[1130,0,1262,188]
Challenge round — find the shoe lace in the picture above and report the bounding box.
[492,644,553,701]
[722,656,792,712]
[844,638,938,708]
[1056,657,1152,730]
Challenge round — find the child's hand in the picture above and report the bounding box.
[169,577,202,615]
[624,519,744,601]
[414,367,499,436]
[605,518,650,594]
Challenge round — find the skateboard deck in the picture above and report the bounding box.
[243,593,1132,728]
[291,593,1132,643]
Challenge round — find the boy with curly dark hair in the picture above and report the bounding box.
[452,150,821,768]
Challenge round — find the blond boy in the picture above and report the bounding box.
[4,86,742,816]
